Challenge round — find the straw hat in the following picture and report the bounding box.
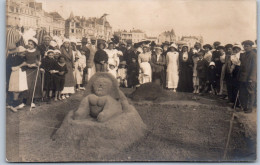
[28,37,38,45]
[169,43,178,49]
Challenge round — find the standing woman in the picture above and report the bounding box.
[166,43,179,92]
[178,45,193,92]
[138,44,152,84]
[60,39,75,99]
[25,38,42,107]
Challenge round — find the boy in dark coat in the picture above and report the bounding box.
[207,62,217,95]
[127,57,140,88]
[196,51,209,93]
[40,50,56,101]
[94,42,108,72]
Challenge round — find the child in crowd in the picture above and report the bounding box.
[52,56,68,101]
[40,50,56,101]
[53,49,61,61]
[74,49,86,91]
[196,51,209,93]
[117,61,128,87]
[127,57,139,88]
[107,58,118,78]
[8,46,28,112]
[207,62,217,95]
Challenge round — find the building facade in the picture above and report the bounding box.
[6,0,38,30]
[179,36,203,48]
[49,12,65,36]
[115,29,146,43]
[65,12,112,40]
[6,0,65,37]
[157,29,176,44]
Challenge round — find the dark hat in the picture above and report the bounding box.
[97,39,106,44]
[150,41,156,47]
[126,40,132,44]
[133,43,139,48]
[213,41,221,47]
[217,45,225,50]
[225,44,233,49]
[241,40,254,46]
[162,41,170,46]
[82,37,88,43]
[203,44,212,50]
[194,42,201,47]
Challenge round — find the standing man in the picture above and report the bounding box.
[38,35,55,58]
[238,40,257,113]
[86,37,97,81]
[150,46,166,86]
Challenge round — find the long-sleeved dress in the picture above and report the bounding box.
[138,52,152,84]
[60,46,75,94]
[25,49,42,105]
[166,51,179,89]
[178,51,193,92]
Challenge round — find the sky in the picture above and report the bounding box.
[37,0,257,44]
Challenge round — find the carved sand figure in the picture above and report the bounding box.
[53,72,147,158]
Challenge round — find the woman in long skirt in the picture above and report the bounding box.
[178,45,193,92]
[60,39,76,99]
[25,38,42,107]
[138,45,152,84]
[166,43,179,92]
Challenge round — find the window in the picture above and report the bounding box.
[16,8,18,13]
[71,29,74,33]
[10,6,14,12]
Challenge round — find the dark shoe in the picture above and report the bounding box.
[244,108,253,113]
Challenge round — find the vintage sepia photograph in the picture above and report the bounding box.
[5,0,257,162]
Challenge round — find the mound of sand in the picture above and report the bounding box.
[130,83,166,101]
[52,92,147,158]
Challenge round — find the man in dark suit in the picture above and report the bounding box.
[238,40,257,113]
[125,43,139,65]
[150,46,166,86]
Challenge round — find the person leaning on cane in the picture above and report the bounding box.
[238,40,257,113]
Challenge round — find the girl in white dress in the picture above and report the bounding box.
[166,43,179,92]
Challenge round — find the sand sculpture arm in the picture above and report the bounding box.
[74,97,90,120]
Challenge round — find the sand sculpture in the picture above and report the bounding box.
[53,72,146,157]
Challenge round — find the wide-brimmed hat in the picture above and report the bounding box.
[143,44,150,48]
[50,40,58,47]
[120,61,127,65]
[63,38,70,44]
[225,44,233,50]
[28,37,38,45]
[81,37,88,43]
[194,42,201,47]
[241,40,254,46]
[45,49,55,56]
[154,45,163,51]
[53,49,61,54]
[217,45,225,50]
[43,35,52,40]
[233,43,242,50]
[203,44,212,50]
[169,43,178,50]
[213,41,221,47]
[209,61,215,66]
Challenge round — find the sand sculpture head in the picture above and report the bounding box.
[85,72,120,99]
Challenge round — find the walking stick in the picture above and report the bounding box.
[29,55,42,112]
[41,72,44,101]
[223,90,240,159]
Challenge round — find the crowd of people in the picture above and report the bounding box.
[6,34,257,114]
